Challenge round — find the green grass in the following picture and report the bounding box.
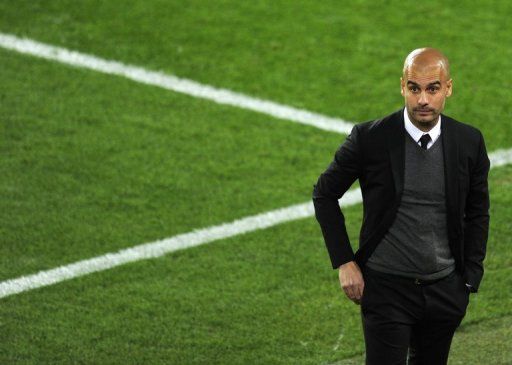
[0,48,339,280]
[1,0,511,147]
[0,0,511,363]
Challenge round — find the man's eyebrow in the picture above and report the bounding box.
[406,80,441,87]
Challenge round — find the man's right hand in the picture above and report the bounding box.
[338,261,365,305]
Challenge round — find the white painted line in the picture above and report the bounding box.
[489,148,512,169]
[1,146,511,299]
[0,32,354,134]
[0,188,362,298]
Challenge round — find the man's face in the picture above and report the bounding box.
[400,65,452,129]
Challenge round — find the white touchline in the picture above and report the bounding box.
[0,32,353,134]
[0,189,360,299]
[1,148,511,299]
[489,147,512,169]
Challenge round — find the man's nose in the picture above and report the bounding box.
[418,91,429,105]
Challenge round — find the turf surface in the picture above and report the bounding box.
[0,48,336,280]
[1,1,511,363]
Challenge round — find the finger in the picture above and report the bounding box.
[347,286,360,302]
[344,282,357,298]
[350,285,360,301]
[355,282,364,300]
[342,288,353,303]
[343,286,352,300]
[346,284,360,301]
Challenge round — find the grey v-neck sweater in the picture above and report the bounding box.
[366,132,455,280]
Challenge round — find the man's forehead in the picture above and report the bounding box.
[405,65,448,83]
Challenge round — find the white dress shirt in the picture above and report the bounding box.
[403,108,441,149]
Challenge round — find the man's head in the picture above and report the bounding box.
[400,48,452,131]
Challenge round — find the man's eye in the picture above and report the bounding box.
[409,87,419,92]
[428,87,439,93]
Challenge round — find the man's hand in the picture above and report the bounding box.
[338,261,364,305]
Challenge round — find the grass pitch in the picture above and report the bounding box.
[1,1,511,363]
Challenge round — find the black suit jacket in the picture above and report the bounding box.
[312,108,490,292]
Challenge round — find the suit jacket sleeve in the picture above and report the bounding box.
[312,125,362,269]
[463,131,491,292]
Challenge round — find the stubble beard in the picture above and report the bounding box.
[407,107,440,131]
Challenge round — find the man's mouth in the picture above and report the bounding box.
[415,109,434,115]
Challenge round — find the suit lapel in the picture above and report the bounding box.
[441,115,459,217]
[386,109,406,201]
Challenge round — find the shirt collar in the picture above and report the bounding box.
[403,108,442,144]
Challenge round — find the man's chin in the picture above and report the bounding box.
[414,113,439,125]
[417,118,435,124]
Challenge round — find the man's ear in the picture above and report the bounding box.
[446,78,453,97]
[400,77,405,97]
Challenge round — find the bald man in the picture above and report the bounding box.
[312,48,490,364]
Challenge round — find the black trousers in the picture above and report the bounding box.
[360,267,470,365]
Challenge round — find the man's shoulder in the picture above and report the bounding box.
[442,113,485,143]
[353,109,403,135]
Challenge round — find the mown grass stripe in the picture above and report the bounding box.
[1,148,511,299]
[0,32,353,134]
